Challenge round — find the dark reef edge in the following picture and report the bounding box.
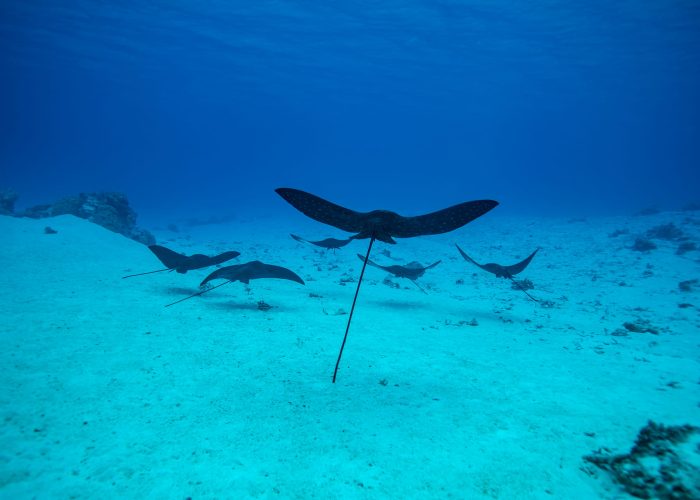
[0,189,155,245]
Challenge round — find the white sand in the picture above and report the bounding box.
[0,212,698,498]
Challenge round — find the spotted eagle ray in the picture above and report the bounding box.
[165,260,304,307]
[356,254,441,293]
[290,233,353,250]
[455,244,539,301]
[275,187,498,382]
[122,245,240,278]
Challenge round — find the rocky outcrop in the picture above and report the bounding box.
[0,189,18,215]
[19,192,155,245]
[584,421,700,499]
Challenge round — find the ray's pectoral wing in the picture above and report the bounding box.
[254,263,305,285]
[356,253,382,270]
[149,245,188,269]
[391,200,499,238]
[425,260,442,270]
[504,248,539,276]
[331,238,353,248]
[209,251,240,266]
[184,254,213,270]
[455,244,488,271]
[200,265,241,286]
[276,188,366,233]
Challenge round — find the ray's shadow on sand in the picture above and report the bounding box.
[162,286,302,312]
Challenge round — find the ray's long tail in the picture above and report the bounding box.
[333,236,375,383]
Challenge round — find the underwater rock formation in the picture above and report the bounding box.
[609,228,629,238]
[679,279,698,293]
[646,223,685,241]
[622,319,662,335]
[676,242,697,255]
[183,214,236,227]
[21,192,155,245]
[632,238,657,252]
[635,207,662,216]
[584,421,700,499]
[0,189,18,215]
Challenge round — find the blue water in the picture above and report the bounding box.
[3,4,700,498]
[1,1,699,217]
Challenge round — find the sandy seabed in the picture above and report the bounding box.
[1,211,698,499]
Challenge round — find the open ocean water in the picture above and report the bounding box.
[1,1,700,498]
